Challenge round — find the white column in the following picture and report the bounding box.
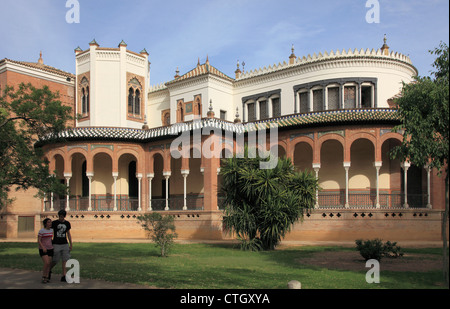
[256,100,260,120]
[268,97,273,118]
[87,172,94,211]
[426,164,432,208]
[323,86,328,111]
[181,170,189,210]
[371,84,375,108]
[64,173,72,211]
[374,162,382,208]
[313,163,321,208]
[112,172,118,211]
[344,162,351,208]
[50,192,54,211]
[308,88,313,112]
[401,162,410,208]
[340,84,345,109]
[147,173,154,211]
[163,171,171,210]
[357,82,362,108]
[136,173,142,211]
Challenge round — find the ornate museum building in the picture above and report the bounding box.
[1,37,447,241]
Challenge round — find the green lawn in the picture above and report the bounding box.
[0,242,446,289]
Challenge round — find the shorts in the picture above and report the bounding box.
[52,244,71,262]
[39,249,54,257]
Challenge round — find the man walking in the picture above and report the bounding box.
[50,209,72,282]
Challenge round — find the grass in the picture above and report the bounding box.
[0,242,447,289]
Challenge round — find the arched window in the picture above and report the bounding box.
[86,86,90,114]
[127,77,143,118]
[80,77,90,117]
[128,87,134,114]
[82,88,86,114]
[135,89,141,115]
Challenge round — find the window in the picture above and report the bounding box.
[128,87,141,117]
[361,85,372,108]
[299,92,308,113]
[247,103,256,122]
[220,110,227,120]
[327,87,339,110]
[80,77,89,117]
[272,98,281,117]
[344,86,356,109]
[313,89,323,112]
[259,100,267,119]
[127,77,143,119]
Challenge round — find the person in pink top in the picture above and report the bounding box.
[37,218,53,283]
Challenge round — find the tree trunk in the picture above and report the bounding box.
[443,172,449,286]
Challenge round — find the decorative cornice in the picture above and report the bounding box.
[38,109,401,146]
[236,48,416,82]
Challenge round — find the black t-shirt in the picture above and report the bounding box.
[52,220,71,245]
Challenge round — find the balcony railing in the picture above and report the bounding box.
[44,195,204,212]
[317,192,428,209]
[216,193,428,210]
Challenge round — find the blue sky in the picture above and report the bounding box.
[1,0,448,85]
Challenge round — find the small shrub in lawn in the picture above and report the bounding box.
[137,213,178,257]
[355,239,404,261]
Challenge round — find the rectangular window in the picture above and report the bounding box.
[327,87,339,110]
[344,86,356,109]
[361,86,372,108]
[272,98,281,117]
[18,216,34,237]
[259,100,267,119]
[299,92,308,113]
[247,103,256,122]
[313,89,323,112]
[220,110,227,120]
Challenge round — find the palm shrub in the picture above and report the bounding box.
[220,148,318,251]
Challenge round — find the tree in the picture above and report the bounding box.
[137,213,178,257]
[0,83,72,209]
[391,41,449,286]
[220,148,318,251]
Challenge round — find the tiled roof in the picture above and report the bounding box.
[0,58,75,79]
[39,109,401,145]
[166,61,233,85]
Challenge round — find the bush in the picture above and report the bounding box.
[355,239,404,261]
[137,213,178,257]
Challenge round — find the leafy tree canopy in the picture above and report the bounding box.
[0,83,72,209]
[391,42,449,172]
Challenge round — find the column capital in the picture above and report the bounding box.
[374,161,382,168]
[312,163,321,170]
[181,169,190,176]
[112,172,119,177]
[64,172,72,178]
[163,171,171,178]
[136,173,143,179]
[86,172,94,177]
[147,173,155,178]
[343,162,351,168]
[401,161,411,169]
